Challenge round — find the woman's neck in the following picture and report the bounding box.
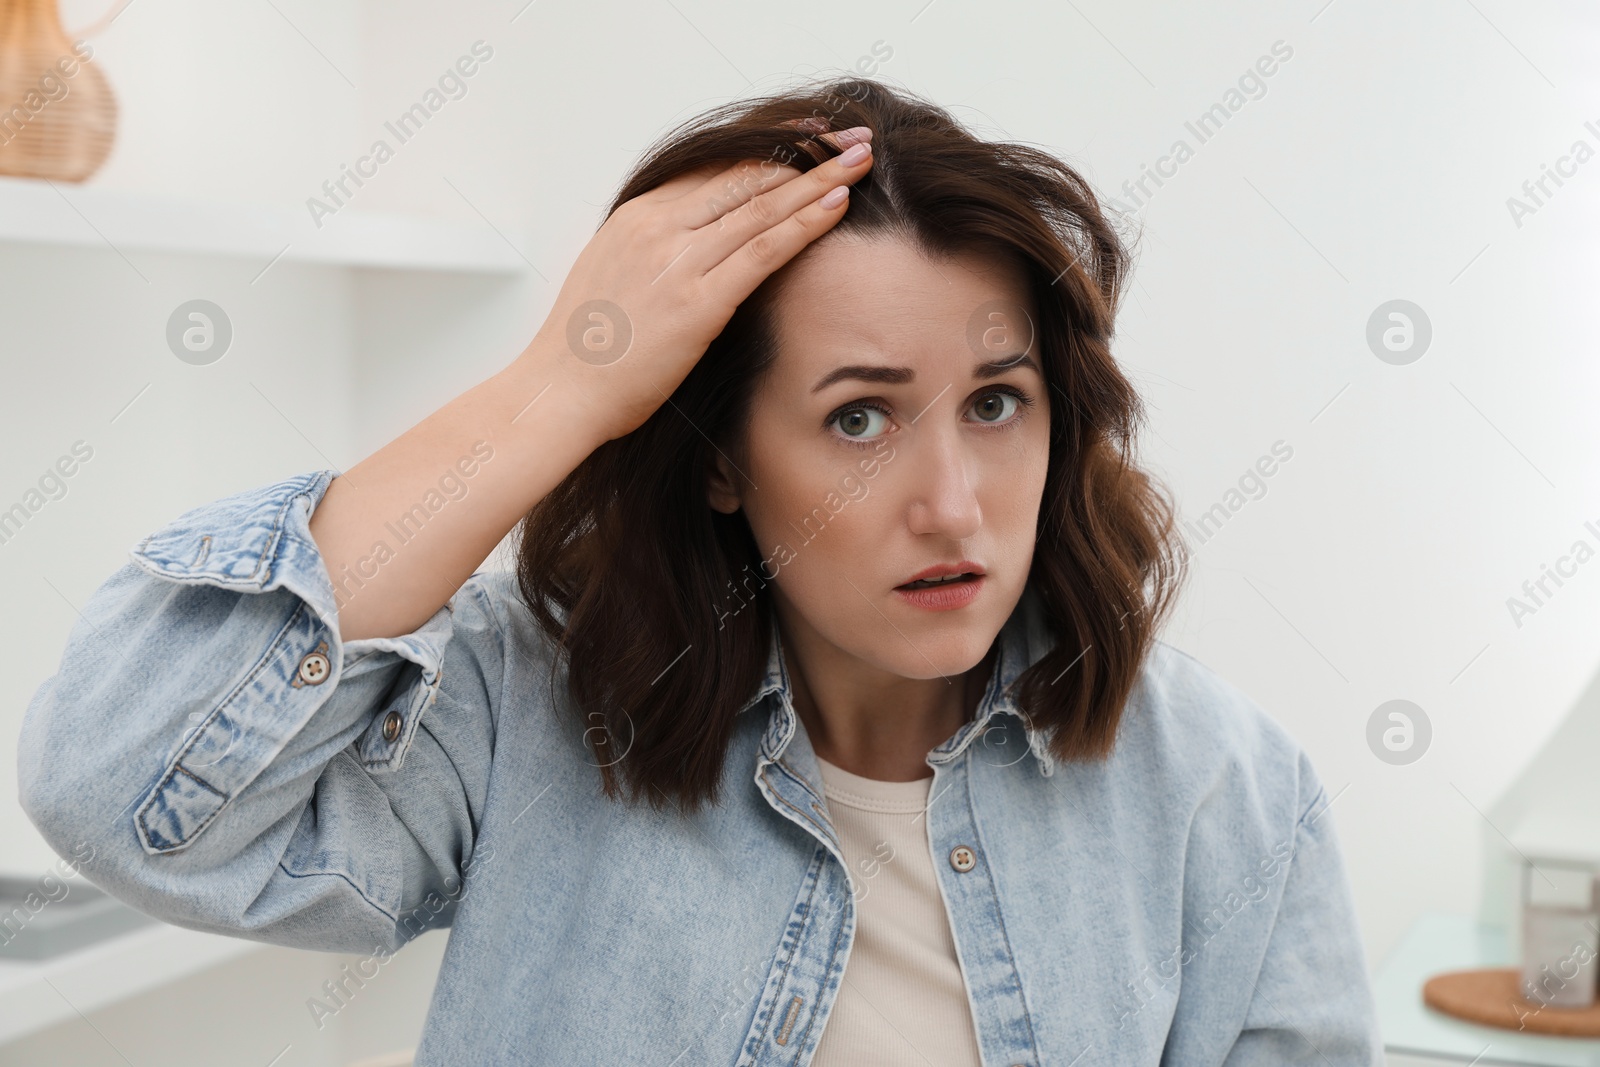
[786,636,998,783]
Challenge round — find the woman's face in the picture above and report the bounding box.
[708,233,1051,683]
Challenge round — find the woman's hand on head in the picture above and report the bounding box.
[528,122,875,444]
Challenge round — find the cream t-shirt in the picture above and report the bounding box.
[810,754,984,1065]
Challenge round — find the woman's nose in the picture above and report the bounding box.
[903,428,982,539]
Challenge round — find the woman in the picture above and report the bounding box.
[18,78,1382,1064]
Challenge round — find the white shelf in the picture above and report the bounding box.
[0,176,532,274]
[0,920,262,1044]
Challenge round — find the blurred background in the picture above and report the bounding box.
[1,0,1597,1063]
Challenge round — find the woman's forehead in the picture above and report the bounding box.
[768,235,1037,369]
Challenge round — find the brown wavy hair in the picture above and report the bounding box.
[514,76,1188,813]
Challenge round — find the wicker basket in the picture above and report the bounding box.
[0,0,117,181]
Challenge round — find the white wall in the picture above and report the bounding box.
[5,0,1599,1054]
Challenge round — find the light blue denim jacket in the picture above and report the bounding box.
[17,468,1383,1065]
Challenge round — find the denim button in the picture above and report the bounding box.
[297,651,330,685]
[950,845,976,872]
[381,710,403,743]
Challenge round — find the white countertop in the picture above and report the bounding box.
[1377,911,1600,1066]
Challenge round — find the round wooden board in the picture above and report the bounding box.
[1423,967,1600,1036]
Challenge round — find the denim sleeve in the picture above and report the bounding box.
[16,468,507,956]
[1221,756,1385,1066]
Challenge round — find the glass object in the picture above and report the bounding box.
[1519,861,1600,1009]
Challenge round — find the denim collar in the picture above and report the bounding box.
[739,582,1060,777]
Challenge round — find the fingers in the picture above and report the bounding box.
[700,149,870,300]
[785,116,872,150]
[678,124,873,232]
[691,139,876,287]
[818,126,873,149]
[677,157,796,228]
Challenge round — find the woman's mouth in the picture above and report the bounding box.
[899,572,980,589]
[894,572,985,610]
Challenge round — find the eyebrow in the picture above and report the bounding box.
[809,354,1042,395]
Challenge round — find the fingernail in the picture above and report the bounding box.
[839,141,871,166]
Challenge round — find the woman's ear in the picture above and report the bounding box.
[706,449,744,514]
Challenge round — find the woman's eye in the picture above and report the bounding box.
[969,391,1020,424]
[827,389,1031,446]
[832,403,891,441]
